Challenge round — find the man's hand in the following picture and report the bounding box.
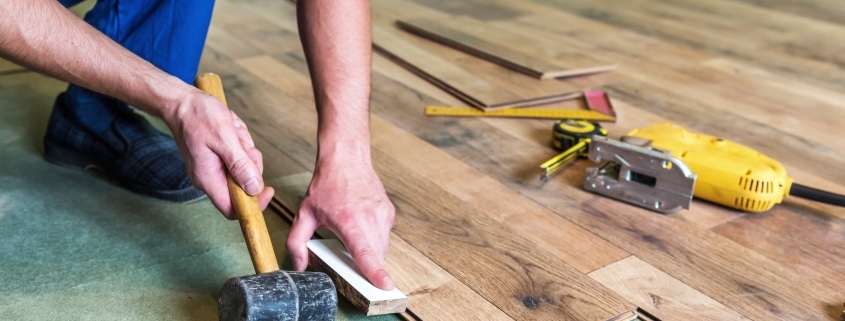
[0,0,272,218]
[287,157,397,291]
[291,0,396,290]
[163,89,275,218]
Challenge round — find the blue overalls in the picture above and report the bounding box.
[58,0,216,132]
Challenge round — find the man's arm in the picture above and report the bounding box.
[288,0,397,290]
[0,0,272,216]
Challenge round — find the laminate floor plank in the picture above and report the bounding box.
[588,256,751,320]
[396,17,616,79]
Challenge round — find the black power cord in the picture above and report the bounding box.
[791,183,845,207]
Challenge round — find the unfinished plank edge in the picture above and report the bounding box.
[487,91,582,109]
[396,19,617,80]
[307,239,409,316]
[373,43,487,108]
[547,65,618,80]
[268,199,412,316]
[395,19,547,79]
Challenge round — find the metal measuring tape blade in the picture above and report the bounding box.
[540,120,608,182]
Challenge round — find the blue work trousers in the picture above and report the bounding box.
[58,0,216,132]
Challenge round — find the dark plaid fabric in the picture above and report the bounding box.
[43,93,205,203]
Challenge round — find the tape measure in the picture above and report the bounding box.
[424,106,616,121]
[540,120,608,181]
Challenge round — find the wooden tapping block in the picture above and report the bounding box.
[306,239,408,316]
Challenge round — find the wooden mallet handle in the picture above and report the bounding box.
[194,73,280,274]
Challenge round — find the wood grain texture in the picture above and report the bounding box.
[589,256,751,320]
[368,111,630,274]
[396,18,616,79]
[199,0,845,320]
[219,21,634,321]
[268,174,514,321]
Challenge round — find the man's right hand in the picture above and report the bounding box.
[162,88,274,218]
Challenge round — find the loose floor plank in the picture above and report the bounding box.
[371,0,601,109]
[396,18,616,80]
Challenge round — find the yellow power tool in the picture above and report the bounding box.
[626,123,845,212]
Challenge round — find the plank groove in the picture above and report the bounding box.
[588,256,751,320]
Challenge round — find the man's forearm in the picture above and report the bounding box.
[297,0,373,162]
[0,0,192,119]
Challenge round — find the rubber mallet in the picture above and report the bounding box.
[195,73,338,321]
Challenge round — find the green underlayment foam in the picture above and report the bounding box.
[0,71,399,321]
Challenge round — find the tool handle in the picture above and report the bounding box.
[194,73,280,274]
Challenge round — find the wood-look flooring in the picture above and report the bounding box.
[205,0,845,320]
[2,0,841,320]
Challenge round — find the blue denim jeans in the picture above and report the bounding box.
[58,0,216,132]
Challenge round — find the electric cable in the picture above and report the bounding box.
[790,183,845,207]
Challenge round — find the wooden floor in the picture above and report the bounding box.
[7,0,843,320]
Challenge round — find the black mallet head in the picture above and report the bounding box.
[219,270,337,321]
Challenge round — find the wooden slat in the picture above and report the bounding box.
[396,17,616,79]
[588,256,750,320]
[371,24,522,108]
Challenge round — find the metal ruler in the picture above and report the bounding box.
[424,106,616,121]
